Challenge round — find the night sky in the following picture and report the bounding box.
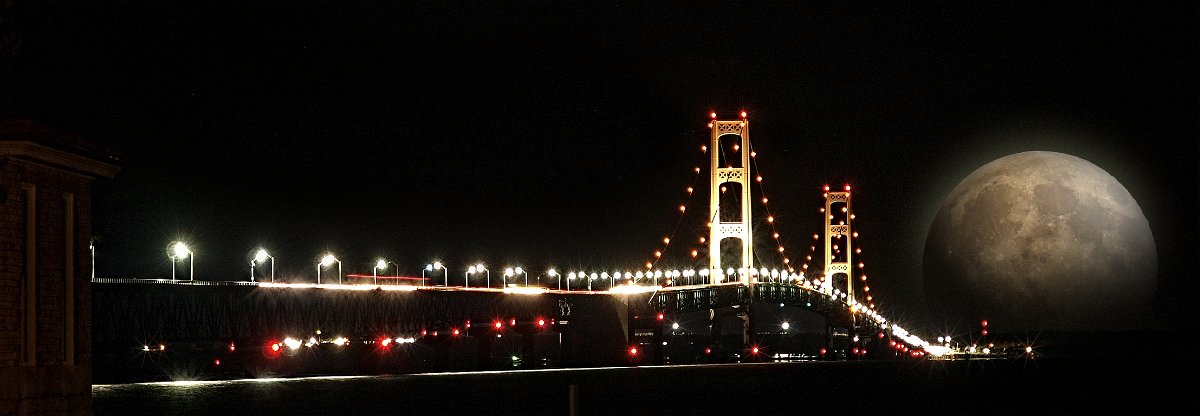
[3,1,1196,333]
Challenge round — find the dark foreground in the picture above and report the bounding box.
[94,357,1188,415]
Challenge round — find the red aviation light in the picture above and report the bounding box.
[740,110,747,118]
[629,346,639,355]
[494,321,503,329]
[510,319,517,326]
[421,329,428,336]
[270,343,280,352]
[710,112,717,119]
[452,328,460,336]
[751,346,760,355]
[656,312,665,321]
[537,318,546,327]
[844,184,851,191]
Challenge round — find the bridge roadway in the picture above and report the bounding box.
[91,278,910,382]
[91,278,892,342]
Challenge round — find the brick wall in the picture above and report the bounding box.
[0,121,118,416]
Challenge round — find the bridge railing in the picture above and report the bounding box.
[645,282,859,319]
[648,284,746,313]
[91,277,259,286]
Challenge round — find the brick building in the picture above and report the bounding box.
[0,121,119,415]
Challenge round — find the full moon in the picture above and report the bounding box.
[923,151,1156,331]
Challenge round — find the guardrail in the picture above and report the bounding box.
[91,277,259,286]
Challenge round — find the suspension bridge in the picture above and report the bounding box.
[91,113,935,382]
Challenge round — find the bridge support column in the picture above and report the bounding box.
[433,337,450,372]
[476,332,493,370]
[740,304,755,360]
[823,324,834,360]
[521,333,536,369]
[708,308,722,362]
[652,320,664,365]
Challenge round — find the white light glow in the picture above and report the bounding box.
[172,242,190,259]
[320,254,337,267]
[503,287,548,295]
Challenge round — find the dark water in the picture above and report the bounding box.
[94,358,1188,415]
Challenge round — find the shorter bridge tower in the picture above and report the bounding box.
[822,185,854,303]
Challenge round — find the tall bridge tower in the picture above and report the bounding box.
[823,186,854,303]
[708,116,754,283]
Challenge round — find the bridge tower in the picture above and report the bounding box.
[708,116,754,283]
[822,186,854,303]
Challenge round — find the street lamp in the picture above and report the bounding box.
[169,241,193,281]
[89,239,95,280]
[503,268,513,287]
[502,267,528,287]
[373,259,388,286]
[548,269,559,290]
[466,263,488,288]
[423,261,445,287]
[318,253,341,285]
[252,249,274,283]
[475,263,489,288]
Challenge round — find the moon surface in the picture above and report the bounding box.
[923,151,1156,331]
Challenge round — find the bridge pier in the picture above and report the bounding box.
[708,308,722,362]
[433,336,451,372]
[476,331,493,370]
[742,304,755,360]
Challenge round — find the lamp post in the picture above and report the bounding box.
[424,261,445,287]
[467,263,488,288]
[505,267,528,287]
[169,241,193,281]
[548,269,559,290]
[474,263,489,288]
[373,259,388,286]
[252,249,274,283]
[89,239,95,280]
[388,261,399,285]
[318,253,341,285]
